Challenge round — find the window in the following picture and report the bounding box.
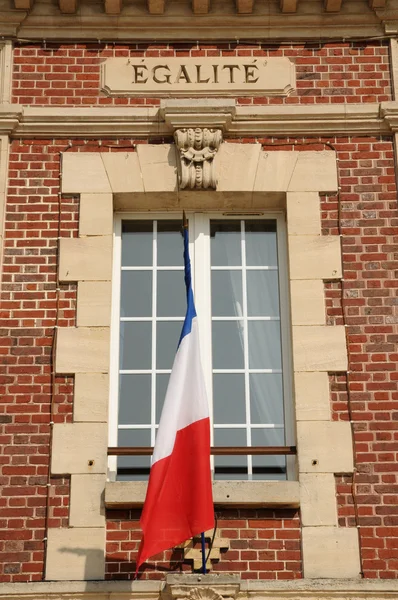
[108,213,293,482]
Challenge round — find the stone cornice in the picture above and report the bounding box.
[1,577,398,600]
[380,100,398,129]
[2,0,398,40]
[0,101,397,138]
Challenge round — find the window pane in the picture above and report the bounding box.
[117,429,151,481]
[245,220,277,267]
[212,321,244,370]
[157,321,182,370]
[157,221,183,266]
[118,374,151,425]
[211,270,243,317]
[214,428,247,480]
[211,221,241,267]
[246,270,280,318]
[250,373,284,425]
[122,221,153,267]
[213,374,246,425]
[120,271,152,318]
[251,428,286,481]
[157,271,186,317]
[248,320,282,370]
[119,322,151,370]
[156,373,170,424]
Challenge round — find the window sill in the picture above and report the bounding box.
[104,480,300,509]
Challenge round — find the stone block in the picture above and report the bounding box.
[79,193,113,236]
[292,325,347,372]
[101,152,144,194]
[58,237,112,282]
[302,527,361,578]
[77,282,112,327]
[290,280,325,326]
[104,480,300,508]
[254,151,337,194]
[294,372,330,421]
[300,473,338,526]
[45,527,105,581]
[56,327,110,374]
[74,373,109,422]
[297,421,354,473]
[288,235,342,280]
[216,143,261,192]
[137,144,178,193]
[286,192,321,235]
[51,423,108,475]
[61,153,111,195]
[289,151,338,192]
[254,151,297,193]
[70,474,106,527]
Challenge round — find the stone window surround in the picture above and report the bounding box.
[44,141,362,581]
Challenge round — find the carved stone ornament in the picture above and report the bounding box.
[188,588,224,600]
[174,128,222,190]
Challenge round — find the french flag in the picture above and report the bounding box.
[136,221,214,572]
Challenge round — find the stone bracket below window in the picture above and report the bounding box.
[104,480,300,509]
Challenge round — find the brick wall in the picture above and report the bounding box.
[1,134,397,581]
[322,136,398,578]
[106,509,301,580]
[12,41,391,107]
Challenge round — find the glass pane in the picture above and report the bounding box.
[213,374,246,425]
[118,374,151,425]
[248,320,282,370]
[250,373,284,425]
[157,321,183,370]
[211,270,243,317]
[212,321,244,370]
[117,429,151,481]
[245,220,278,267]
[122,221,153,267]
[157,221,184,266]
[251,428,286,481]
[156,373,170,424]
[246,270,280,318]
[157,271,186,317]
[211,221,241,267]
[119,322,151,370]
[120,271,152,318]
[214,428,247,480]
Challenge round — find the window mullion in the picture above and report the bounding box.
[150,221,158,448]
[241,220,252,479]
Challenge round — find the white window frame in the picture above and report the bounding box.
[108,211,294,481]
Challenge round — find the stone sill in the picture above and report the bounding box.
[2,577,398,600]
[105,480,300,509]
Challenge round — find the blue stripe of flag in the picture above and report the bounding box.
[178,227,197,346]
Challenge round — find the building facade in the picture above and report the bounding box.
[0,3,398,599]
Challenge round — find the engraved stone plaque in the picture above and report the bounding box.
[101,57,296,97]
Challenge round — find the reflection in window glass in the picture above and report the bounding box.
[119,322,151,371]
[122,221,152,267]
[210,219,286,480]
[120,271,152,318]
[117,429,151,481]
[214,429,247,480]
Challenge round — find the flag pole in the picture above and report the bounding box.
[183,210,207,576]
[201,532,207,574]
